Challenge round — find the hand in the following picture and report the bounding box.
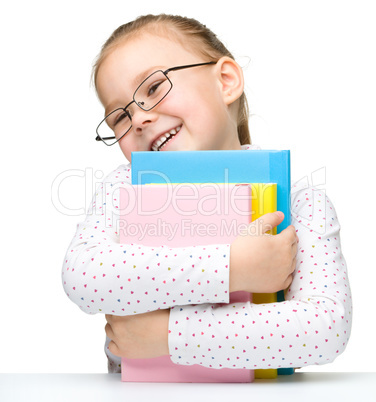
[105,309,170,359]
[230,211,298,293]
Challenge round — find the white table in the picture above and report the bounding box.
[1,373,375,402]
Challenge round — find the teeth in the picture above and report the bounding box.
[151,126,181,151]
[157,136,167,146]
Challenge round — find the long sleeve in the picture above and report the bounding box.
[62,164,230,316]
[168,185,352,369]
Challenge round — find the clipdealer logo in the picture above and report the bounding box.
[51,166,327,234]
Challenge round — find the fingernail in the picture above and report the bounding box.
[276,211,284,218]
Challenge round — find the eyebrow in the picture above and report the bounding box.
[132,65,165,87]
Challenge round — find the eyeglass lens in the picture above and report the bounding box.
[97,71,172,145]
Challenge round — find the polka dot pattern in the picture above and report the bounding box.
[168,183,352,369]
[62,145,352,372]
[62,167,230,317]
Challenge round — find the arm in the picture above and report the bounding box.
[104,208,299,359]
[168,186,352,369]
[61,164,230,315]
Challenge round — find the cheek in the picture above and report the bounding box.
[159,89,185,114]
[119,137,133,162]
[162,87,214,126]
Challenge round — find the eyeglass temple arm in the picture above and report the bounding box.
[96,135,116,141]
[165,61,217,74]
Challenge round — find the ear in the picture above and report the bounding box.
[215,56,244,105]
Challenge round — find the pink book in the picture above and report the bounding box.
[119,183,254,383]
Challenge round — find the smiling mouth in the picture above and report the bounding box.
[151,125,182,151]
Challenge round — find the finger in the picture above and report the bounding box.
[291,241,298,257]
[108,340,121,357]
[282,225,298,244]
[105,323,115,340]
[289,225,298,240]
[284,273,293,289]
[292,226,299,244]
[290,256,297,274]
[253,211,284,235]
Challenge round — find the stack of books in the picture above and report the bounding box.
[118,150,292,382]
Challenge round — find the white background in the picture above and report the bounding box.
[1,0,375,373]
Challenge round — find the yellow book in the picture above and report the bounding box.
[251,183,279,379]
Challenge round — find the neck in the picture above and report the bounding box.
[221,134,242,151]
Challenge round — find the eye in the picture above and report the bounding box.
[113,110,130,126]
[106,109,131,132]
[147,80,164,97]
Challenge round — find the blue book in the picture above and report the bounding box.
[131,149,294,375]
[132,150,290,232]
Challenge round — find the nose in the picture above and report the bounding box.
[130,106,158,135]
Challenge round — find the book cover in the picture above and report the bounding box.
[119,183,254,382]
[131,150,290,232]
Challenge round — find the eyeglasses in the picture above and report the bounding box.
[95,61,217,146]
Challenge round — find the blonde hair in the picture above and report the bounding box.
[92,14,251,145]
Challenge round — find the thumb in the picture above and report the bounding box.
[253,211,284,235]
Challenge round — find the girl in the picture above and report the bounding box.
[62,14,352,373]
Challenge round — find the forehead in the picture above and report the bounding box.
[96,32,206,112]
[119,31,201,64]
[96,32,203,107]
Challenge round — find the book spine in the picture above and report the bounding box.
[251,184,278,379]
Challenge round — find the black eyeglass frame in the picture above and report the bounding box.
[95,61,217,146]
